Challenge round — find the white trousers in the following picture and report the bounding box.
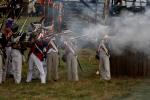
[66,53,79,81]
[32,61,47,80]
[99,52,111,80]
[27,53,46,83]
[47,52,59,81]
[11,49,22,84]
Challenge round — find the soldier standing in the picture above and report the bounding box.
[46,37,59,81]
[97,34,111,80]
[63,38,79,81]
[11,31,23,84]
[3,17,14,80]
[2,17,14,82]
[26,36,47,84]
[0,32,10,84]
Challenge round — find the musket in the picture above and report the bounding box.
[20,16,29,33]
[12,16,29,43]
[39,30,71,40]
[70,34,89,40]
[77,57,84,72]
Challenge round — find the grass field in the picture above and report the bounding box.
[0,49,144,100]
[0,17,146,100]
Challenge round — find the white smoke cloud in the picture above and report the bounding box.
[67,6,150,55]
[110,9,150,55]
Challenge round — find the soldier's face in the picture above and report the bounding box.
[6,31,12,38]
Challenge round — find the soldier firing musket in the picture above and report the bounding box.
[2,16,16,83]
[60,34,79,81]
[26,34,47,84]
[46,36,59,82]
[26,21,69,82]
[96,34,111,81]
[7,16,29,84]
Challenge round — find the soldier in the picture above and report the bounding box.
[26,21,46,80]
[0,31,10,84]
[10,25,27,84]
[63,37,79,81]
[26,36,47,84]
[2,17,14,82]
[11,36,23,84]
[97,34,111,81]
[46,37,59,81]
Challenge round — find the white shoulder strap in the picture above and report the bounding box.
[35,43,43,54]
[51,40,58,52]
[65,41,75,54]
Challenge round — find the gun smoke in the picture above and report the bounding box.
[67,8,150,55]
[110,9,150,55]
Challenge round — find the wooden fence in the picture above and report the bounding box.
[110,51,150,77]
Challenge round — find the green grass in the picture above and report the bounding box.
[0,49,144,100]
